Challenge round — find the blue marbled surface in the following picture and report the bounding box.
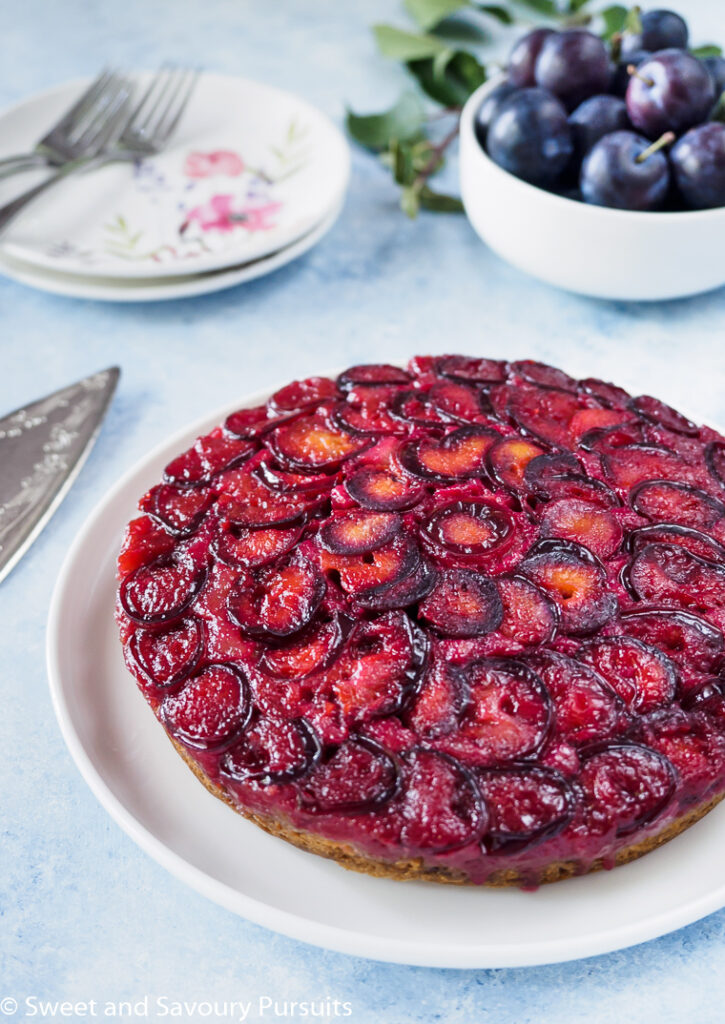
[2,0,725,1020]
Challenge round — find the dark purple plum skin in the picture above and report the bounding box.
[671,123,725,210]
[621,9,688,60]
[580,130,670,211]
[569,95,630,158]
[474,82,519,148]
[534,30,611,111]
[611,52,652,98]
[508,28,556,88]
[703,55,725,96]
[487,88,573,187]
[626,49,715,139]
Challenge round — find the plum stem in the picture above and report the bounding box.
[635,132,676,163]
[628,64,654,88]
[610,33,622,64]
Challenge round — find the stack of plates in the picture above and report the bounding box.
[0,73,350,301]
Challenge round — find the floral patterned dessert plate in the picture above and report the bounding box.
[0,73,350,279]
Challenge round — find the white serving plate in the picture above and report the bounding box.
[47,381,725,969]
[0,73,349,279]
[460,78,725,301]
[0,200,342,302]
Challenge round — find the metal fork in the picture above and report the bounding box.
[0,71,130,178]
[0,67,199,234]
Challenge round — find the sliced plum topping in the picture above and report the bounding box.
[579,637,678,713]
[519,540,617,636]
[628,523,725,564]
[355,557,436,611]
[213,522,303,569]
[224,404,278,440]
[627,543,725,611]
[540,499,623,560]
[128,617,205,693]
[390,389,449,427]
[436,659,552,767]
[254,459,333,494]
[497,575,559,646]
[630,480,724,530]
[118,515,176,577]
[406,659,469,738]
[603,444,688,492]
[511,359,577,393]
[268,376,338,414]
[578,743,676,837]
[164,432,255,487]
[319,510,401,555]
[419,569,503,638]
[161,663,251,750]
[270,416,370,472]
[216,467,325,529]
[345,466,423,512]
[321,533,420,597]
[260,615,347,680]
[487,436,547,491]
[579,377,631,408]
[227,552,325,640]
[221,714,321,785]
[629,395,699,437]
[337,364,413,389]
[478,765,575,852]
[531,651,627,746]
[399,750,488,853]
[508,386,581,446]
[399,425,499,482]
[428,380,488,422]
[141,484,214,538]
[706,441,725,489]
[434,355,508,384]
[642,709,725,792]
[524,454,619,507]
[568,407,630,441]
[332,399,401,437]
[423,500,514,560]
[580,421,647,453]
[619,609,725,676]
[332,612,427,722]
[523,452,581,493]
[119,555,207,625]
[298,737,398,813]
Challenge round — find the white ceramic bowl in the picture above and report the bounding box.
[460,78,725,301]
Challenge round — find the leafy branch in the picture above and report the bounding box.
[345,0,722,217]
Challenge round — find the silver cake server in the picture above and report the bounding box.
[0,366,120,583]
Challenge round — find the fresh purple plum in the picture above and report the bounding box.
[580,130,670,211]
[703,55,725,96]
[626,50,715,139]
[621,9,689,60]
[474,81,519,146]
[569,95,630,158]
[671,123,725,209]
[611,52,652,98]
[508,28,556,88]
[534,30,611,111]
[487,88,573,186]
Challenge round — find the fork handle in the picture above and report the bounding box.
[0,152,53,180]
[0,154,108,233]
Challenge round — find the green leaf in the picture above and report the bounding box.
[512,0,558,16]
[404,0,470,30]
[419,186,464,212]
[691,44,723,59]
[372,24,447,60]
[401,185,421,218]
[476,3,514,24]
[599,4,627,38]
[408,49,486,106]
[389,139,418,185]
[346,92,425,151]
[623,6,642,35]
[566,0,591,12]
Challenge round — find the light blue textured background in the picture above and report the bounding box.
[2,0,725,1020]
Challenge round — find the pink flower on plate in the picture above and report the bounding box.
[184,150,245,178]
[183,194,283,233]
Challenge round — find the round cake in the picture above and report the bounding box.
[116,356,725,887]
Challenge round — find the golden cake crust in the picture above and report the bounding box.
[171,736,724,887]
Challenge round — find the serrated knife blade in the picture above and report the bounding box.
[0,366,120,584]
